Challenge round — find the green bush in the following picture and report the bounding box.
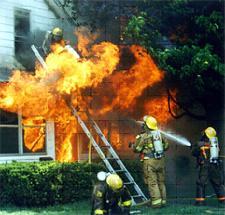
[0,161,104,206]
[0,160,147,207]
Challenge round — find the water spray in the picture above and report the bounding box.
[133,119,191,147]
[159,130,191,147]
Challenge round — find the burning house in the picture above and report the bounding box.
[0,0,75,162]
[0,0,206,165]
[0,0,214,201]
[0,0,180,163]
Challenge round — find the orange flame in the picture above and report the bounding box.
[144,96,176,124]
[0,28,176,161]
[23,117,46,152]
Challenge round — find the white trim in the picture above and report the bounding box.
[18,113,23,154]
[0,155,52,163]
[46,120,55,160]
[0,114,56,162]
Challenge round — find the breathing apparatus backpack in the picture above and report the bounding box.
[209,136,219,163]
[151,130,164,159]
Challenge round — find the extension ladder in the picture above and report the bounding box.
[71,106,147,204]
[31,44,147,205]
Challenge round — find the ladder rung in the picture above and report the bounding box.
[131,195,142,198]
[124,182,134,185]
[100,145,110,148]
[106,157,118,160]
[114,169,126,173]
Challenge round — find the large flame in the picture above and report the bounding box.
[0,28,176,161]
[23,117,46,152]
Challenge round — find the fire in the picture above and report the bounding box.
[91,45,165,115]
[0,28,176,161]
[1,96,14,107]
[74,26,98,57]
[23,117,46,152]
[144,96,176,124]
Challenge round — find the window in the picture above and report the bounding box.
[14,8,33,70]
[0,109,47,155]
[0,110,18,154]
[22,117,46,154]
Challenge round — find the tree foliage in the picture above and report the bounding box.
[66,0,119,32]
[125,0,225,118]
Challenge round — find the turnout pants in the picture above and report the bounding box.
[143,157,166,207]
[196,162,225,202]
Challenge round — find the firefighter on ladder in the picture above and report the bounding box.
[192,127,225,205]
[133,116,169,208]
[42,27,80,58]
[91,172,132,215]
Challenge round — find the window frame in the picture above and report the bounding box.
[0,114,47,157]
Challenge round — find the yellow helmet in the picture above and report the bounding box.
[106,174,123,191]
[204,127,216,139]
[52,27,63,36]
[143,115,158,130]
[51,27,63,42]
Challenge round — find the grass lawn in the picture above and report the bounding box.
[0,199,224,215]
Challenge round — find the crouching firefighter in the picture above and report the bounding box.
[91,172,132,215]
[192,127,225,205]
[133,116,169,208]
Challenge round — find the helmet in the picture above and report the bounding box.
[143,115,158,130]
[97,171,108,181]
[204,127,216,139]
[106,174,123,191]
[51,27,63,42]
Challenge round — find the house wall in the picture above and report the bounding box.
[0,0,67,74]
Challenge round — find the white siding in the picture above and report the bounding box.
[0,0,60,70]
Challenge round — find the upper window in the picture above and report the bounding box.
[14,8,33,70]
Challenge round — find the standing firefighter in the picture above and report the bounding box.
[91,172,132,215]
[192,127,225,205]
[133,116,169,208]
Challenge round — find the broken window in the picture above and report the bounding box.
[22,117,46,154]
[14,8,34,70]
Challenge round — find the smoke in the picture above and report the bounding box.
[159,130,191,147]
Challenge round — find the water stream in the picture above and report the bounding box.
[159,130,191,147]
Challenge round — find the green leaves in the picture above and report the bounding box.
[125,0,224,110]
[0,162,104,207]
[195,11,223,34]
[125,14,146,39]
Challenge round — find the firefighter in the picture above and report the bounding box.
[192,127,225,206]
[91,172,132,215]
[42,27,80,58]
[133,116,169,208]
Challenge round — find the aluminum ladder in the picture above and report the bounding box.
[31,44,147,204]
[71,106,147,205]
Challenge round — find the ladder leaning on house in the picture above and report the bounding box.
[31,45,147,205]
[71,106,147,205]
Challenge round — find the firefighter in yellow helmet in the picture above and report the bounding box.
[91,172,132,215]
[44,27,80,58]
[49,27,66,54]
[51,27,64,43]
[192,127,225,206]
[133,115,169,208]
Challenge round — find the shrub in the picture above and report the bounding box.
[0,159,147,207]
[0,161,104,206]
